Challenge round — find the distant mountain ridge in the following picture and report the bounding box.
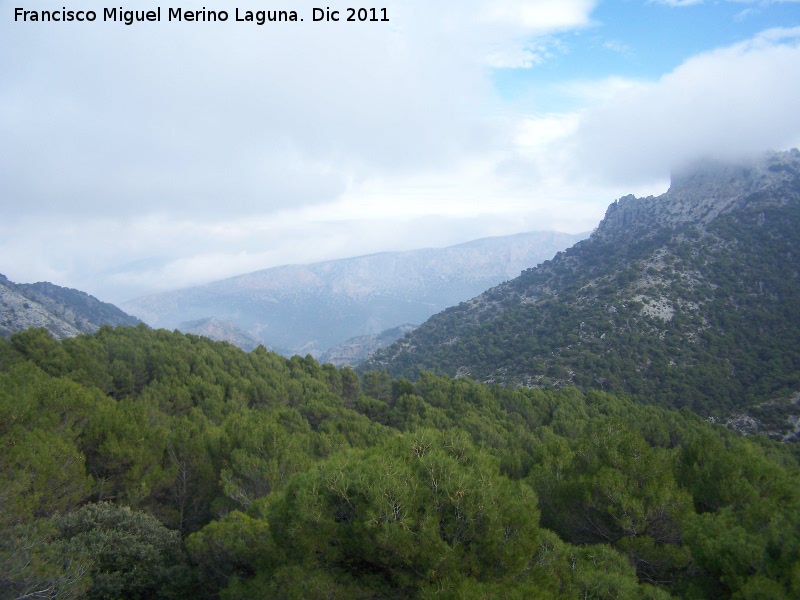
[318,324,417,367]
[178,317,265,353]
[365,149,800,420]
[0,274,140,339]
[122,231,586,356]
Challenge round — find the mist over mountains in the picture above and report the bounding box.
[121,231,586,357]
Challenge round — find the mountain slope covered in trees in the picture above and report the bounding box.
[2,324,799,598]
[365,150,800,419]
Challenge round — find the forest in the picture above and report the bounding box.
[2,324,799,598]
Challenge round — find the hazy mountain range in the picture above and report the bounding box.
[121,231,586,357]
[318,324,417,367]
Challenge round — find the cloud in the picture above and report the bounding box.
[0,3,453,217]
[482,0,597,30]
[3,3,798,304]
[735,8,759,20]
[564,27,800,184]
[0,1,598,220]
[1,0,603,299]
[650,0,704,7]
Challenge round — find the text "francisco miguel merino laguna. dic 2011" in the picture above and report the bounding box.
[13,6,391,26]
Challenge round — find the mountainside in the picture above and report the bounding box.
[318,324,416,367]
[178,317,265,353]
[365,150,800,417]
[5,323,800,598]
[0,274,139,339]
[122,231,585,356]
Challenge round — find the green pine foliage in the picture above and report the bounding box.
[1,325,799,598]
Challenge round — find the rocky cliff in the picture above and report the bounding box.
[0,274,140,340]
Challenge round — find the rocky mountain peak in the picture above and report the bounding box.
[598,149,800,236]
[0,274,140,340]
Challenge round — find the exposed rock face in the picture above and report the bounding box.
[0,278,81,339]
[0,274,140,340]
[598,149,800,234]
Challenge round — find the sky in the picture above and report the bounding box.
[2,0,800,303]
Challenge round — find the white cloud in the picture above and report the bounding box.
[563,27,800,184]
[2,3,798,303]
[650,0,704,7]
[484,46,547,69]
[482,0,597,29]
[0,0,597,220]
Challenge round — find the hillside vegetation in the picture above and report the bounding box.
[2,324,799,598]
[365,151,800,421]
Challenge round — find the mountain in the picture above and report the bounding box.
[0,274,140,339]
[178,317,265,353]
[318,324,416,367]
[121,231,586,356]
[365,149,800,418]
